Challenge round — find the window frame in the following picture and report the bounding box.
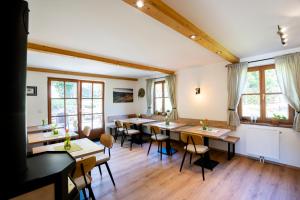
[238,65,294,125]
[153,80,169,114]
[48,77,105,135]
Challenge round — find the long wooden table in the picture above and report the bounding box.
[27,124,64,133]
[32,138,104,159]
[152,122,186,156]
[181,126,231,170]
[28,129,78,144]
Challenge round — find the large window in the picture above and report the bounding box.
[239,65,293,124]
[48,78,104,132]
[153,81,171,113]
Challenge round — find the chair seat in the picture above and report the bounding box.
[126,129,140,135]
[73,174,92,190]
[151,134,169,141]
[117,128,124,132]
[95,153,110,165]
[184,144,208,154]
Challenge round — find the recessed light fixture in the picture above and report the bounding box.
[136,0,144,8]
[190,35,197,40]
[277,25,288,46]
[216,51,222,54]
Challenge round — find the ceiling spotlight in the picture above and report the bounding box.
[282,38,288,43]
[277,25,288,46]
[190,35,197,40]
[281,34,288,39]
[216,51,222,54]
[136,0,144,8]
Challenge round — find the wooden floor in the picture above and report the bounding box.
[90,140,300,200]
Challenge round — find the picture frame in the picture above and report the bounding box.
[27,86,37,96]
[113,88,133,103]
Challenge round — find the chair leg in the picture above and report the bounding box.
[87,184,96,200]
[189,153,193,165]
[130,136,133,150]
[180,150,188,172]
[227,142,231,160]
[147,140,153,156]
[82,188,87,200]
[98,165,102,176]
[160,142,163,160]
[105,162,115,187]
[202,166,205,181]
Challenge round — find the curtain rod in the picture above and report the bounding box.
[248,57,274,63]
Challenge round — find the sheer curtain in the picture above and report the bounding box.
[166,75,178,120]
[227,62,248,126]
[275,52,300,132]
[146,79,154,115]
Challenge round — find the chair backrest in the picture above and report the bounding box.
[181,132,203,145]
[150,126,160,135]
[115,120,122,129]
[71,156,96,179]
[82,126,91,137]
[100,134,114,149]
[123,122,131,130]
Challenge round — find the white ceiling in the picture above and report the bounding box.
[27,0,300,78]
[27,50,163,78]
[164,0,300,58]
[27,0,223,78]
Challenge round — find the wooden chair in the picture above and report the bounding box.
[147,125,169,160]
[71,156,96,200]
[114,120,124,141]
[94,134,116,187]
[180,132,208,181]
[82,126,91,138]
[122,122,141,150]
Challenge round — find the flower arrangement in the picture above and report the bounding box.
[51,124,59,135]
[64,128,71,150]
[200,119,209,130]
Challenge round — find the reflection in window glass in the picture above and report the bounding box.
[265,69,281,93]
[242,95,260,117]
[66,99,77,115]
[244,71,260,94]
[82,99,92,114]
[266,94,288,119]
[51,81,64,98]
[93,83,103,98]
[65,82,77,98]
[51,99,64,116]
[82,82,92,98]
[93,114,103,129]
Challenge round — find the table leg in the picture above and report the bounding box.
[194,137,219,170]
[159,129,176,156]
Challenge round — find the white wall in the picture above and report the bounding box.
[26,71,139,127]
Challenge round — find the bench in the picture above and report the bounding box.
[222,136,240,160]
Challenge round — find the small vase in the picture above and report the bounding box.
[64,139,71,150]
[166,120,170,125]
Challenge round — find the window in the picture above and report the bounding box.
[48,78,104,132]
[153,81,172,113]
[80,81,104,130]
[239,65,293,124]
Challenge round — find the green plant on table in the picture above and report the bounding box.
[272,114,287,121]
[64,129,71,150]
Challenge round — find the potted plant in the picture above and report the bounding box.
[272,114,287,126]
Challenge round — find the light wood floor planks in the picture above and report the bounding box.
[90,141,300,200]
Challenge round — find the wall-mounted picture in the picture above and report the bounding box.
[26,86,37,96]
[113,88,133,103]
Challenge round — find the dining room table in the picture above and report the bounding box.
[27,123,65,133]
[152,122,186,156]
[28,129,79,145]
[32,138,104,159]
[181,125,231,170]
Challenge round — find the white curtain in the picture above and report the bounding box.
[146,79,153,115]
[166,75,178,120]
[275,52,300,132]
[227,62,248,126]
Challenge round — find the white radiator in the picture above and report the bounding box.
[246,127,280,160]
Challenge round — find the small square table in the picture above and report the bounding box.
[28,129,78,145]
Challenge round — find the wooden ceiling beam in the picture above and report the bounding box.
[27,42,175,75]
[27,67,138,81]
[123,0,239,63]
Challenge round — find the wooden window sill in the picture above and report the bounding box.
[241,121,293,128]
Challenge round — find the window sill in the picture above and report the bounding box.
[240,121,293,128]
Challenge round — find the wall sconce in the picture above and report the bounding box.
[195,88,201,95]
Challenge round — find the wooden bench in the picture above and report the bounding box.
[222,136,240,160]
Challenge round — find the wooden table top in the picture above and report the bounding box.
[182,126,231,139]
[28,130,78,144]
[27,124,64,133]
[119,118,157,125]
[153,122,186,130]
[32,138,104,159]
